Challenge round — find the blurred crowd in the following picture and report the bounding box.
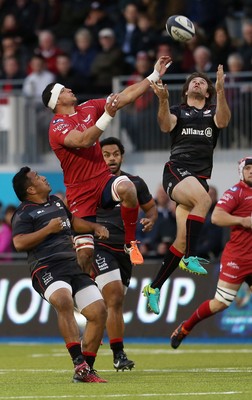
[0,0,252,99]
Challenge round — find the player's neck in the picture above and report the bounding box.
[187,97,205,109]
[56,105,75,115]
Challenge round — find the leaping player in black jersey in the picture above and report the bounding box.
[142,65,231,315]
[93,137,158,370]
[11,167,110,383]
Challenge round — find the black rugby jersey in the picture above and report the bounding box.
[95,171,152,248]
[169,104,220,178]
[12,195,75,273]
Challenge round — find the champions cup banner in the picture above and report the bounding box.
[1,261,252,339]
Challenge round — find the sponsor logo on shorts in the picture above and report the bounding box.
[95,254,109,271]
[42,272,53,285]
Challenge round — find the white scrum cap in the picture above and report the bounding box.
[238,157,252,180]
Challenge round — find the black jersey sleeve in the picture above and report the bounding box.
[12,208,34,238]
[130,175,153,205]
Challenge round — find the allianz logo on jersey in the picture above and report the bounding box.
[181,127,212,137]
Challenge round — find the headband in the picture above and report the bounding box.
[238,157,252,180]
[48,83,64,110]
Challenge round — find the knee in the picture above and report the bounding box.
[51,292,74,313]
[199,192,212,212]
[214,285,237,310]
[106,291,124,309]
[95,301,108,325]
[117,180,137,204]
[77,249,94,273]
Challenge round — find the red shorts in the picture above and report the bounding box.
[219,253,252,285]
[66,171,115,218]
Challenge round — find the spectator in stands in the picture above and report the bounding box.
[225,52,252,147]
[50,0,89,53]
[71,28,98,86]
[191,45,217,73]
[196,185,225,260]
[22,54,55,103]
[0,55,24,91]
[83,1,115,46]
[0,13,22,42]
[0,0,14,28]
[90,27,127,94]
[0,204,16,261]
[120,50,163,150]
[55,53,85,97]
[238,19,252,71]
[155,39,182,74]
[180,26,207,73]
[22,54,55,154]
[185,0,226,39]
[34,30,64,74]
[221,0,252,45]
[114,2,141,66]
[210,25,236,71]
[0,35,29,74]
[134,12,158,57]
[11,0,38,50]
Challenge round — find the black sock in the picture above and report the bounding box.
[185,216,205,257]
[151,245,184,290]
[110,339,124,358]
[66,343,83,365]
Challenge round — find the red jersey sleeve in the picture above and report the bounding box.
[215,184,240,213]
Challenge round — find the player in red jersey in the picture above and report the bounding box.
[41,55,170,273]
[170,157,252,349]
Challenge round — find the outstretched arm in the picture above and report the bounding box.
[214,64,231,129]
[117,56,172,108]
[150,79,177,133]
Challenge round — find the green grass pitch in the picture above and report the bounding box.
[0,342,252,399]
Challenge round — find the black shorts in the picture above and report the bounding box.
[93,245,132,287]
[162,161,209,198]
[32,258,96,299]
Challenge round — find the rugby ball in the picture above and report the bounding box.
[166,15,195,42]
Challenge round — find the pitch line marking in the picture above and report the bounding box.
[0,391,245,399]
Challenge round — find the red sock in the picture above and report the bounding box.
[183,300,212,331]
[121,204,139,244]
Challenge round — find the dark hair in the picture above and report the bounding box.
[12,166,31,201]
[181,72,216,104]
[99,137,125,155]
[42,82,55,108]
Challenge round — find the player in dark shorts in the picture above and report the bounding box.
[142,65,231,314]
[11,166,109,383]
[92,137,157,370]
[171,157,252,348]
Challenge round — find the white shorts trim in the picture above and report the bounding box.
[74,234,94,251]
[44,281,72,302]
[95,269,121,291]
[111,175,131,202]
[74,285,103,311]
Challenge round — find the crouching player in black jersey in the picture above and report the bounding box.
[11,167,109,383]
[93,137,158,370]
[142,65,231,315]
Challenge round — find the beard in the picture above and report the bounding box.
[243,178,252,187]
